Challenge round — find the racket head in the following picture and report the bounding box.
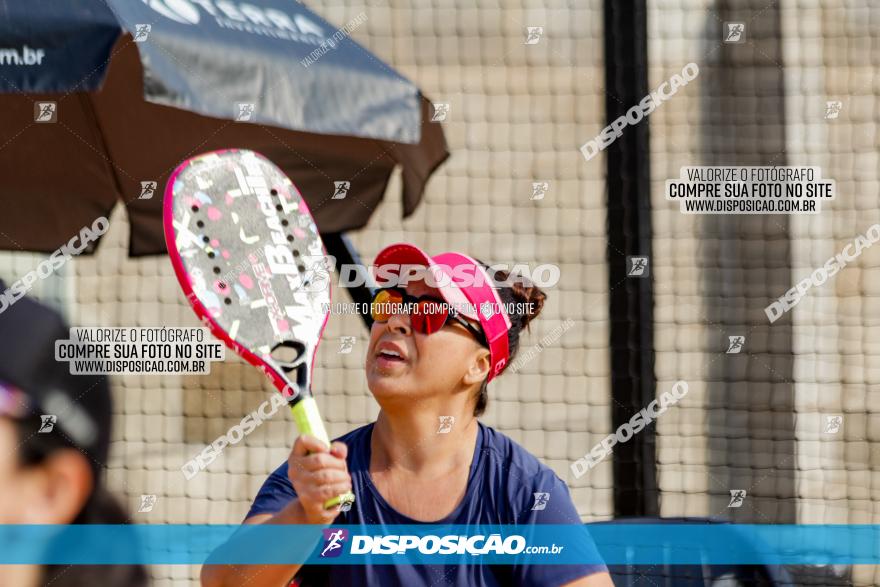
[162,149,332,402]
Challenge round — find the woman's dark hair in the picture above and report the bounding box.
[13,413,151,587]
[472,263,547,416]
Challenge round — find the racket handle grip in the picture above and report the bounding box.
[289,397,355,511]
[290,396,331,446]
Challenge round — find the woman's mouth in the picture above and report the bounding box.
[376,349,406,367]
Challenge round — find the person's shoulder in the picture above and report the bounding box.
[478,423,581,524]
[479,422,561,485]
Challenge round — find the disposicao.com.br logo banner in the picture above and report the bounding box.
[317,527,569,562]
[3,524,880,565]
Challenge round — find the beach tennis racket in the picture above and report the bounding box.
[164,148,351,510]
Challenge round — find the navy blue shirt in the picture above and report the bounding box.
[247,422,606,586]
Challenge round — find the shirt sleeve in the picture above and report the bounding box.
[509,469,607,587]
[244,461,297,521]
[244,463,333,586]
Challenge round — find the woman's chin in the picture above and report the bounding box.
[367,372,413,400]
[367,356,408,379]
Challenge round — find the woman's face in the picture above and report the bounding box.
[365,280,490,409]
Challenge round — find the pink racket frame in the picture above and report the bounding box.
[162,148,331,401]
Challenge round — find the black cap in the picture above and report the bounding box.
[0,281,112,474]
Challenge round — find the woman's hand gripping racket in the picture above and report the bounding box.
[163,149,353,511]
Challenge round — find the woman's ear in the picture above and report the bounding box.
[462,348,491,387]
[19,449,93,524]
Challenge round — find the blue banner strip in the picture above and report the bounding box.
[1,524,879,565]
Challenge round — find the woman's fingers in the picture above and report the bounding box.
[299,467,350,486]
[329,441,348,460]
[288,435,352,523]
[302,481,354,504]
[292,434,330,457]
[295,451,349,473]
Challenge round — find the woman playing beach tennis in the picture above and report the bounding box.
[202,243,612,587]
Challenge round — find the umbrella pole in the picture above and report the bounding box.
[323,232,375,331]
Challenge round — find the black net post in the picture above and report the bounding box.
[603,0,659,518]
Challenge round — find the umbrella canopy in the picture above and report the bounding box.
[0,0,447,256]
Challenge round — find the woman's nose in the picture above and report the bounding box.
[386,310,412,335]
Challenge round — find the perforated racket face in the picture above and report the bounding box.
[163,149,331,400]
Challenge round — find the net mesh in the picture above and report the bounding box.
[0,0,877,585]
[649,0,880,586]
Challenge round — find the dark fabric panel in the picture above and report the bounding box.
[0,31,448,256]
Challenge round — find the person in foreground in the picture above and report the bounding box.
[0,283,149,586]
[201,243,613,587]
